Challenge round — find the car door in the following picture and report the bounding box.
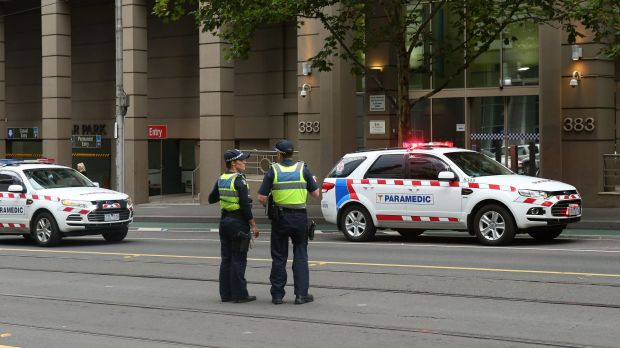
[362,154,408,225]
[405,154,464,228]
[0,171,29,231]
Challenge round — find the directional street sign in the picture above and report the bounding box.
[71,135,102,149]
[7,127,39,140]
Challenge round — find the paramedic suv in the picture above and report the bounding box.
[0,159,133,246]
[320,143,581,246]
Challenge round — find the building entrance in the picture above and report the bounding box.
[470,96,540,175]
[6,140,42,160]
[148,139,197,196]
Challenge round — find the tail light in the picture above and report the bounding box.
[322,182,335,193]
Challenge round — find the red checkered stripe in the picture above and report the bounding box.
[0,192,60,201]
[103,203,121,209]
[0,223,27,228]
[377,215,459,222]
[62,207,91,215]
[346,179,515,192]
[515,193,581,207]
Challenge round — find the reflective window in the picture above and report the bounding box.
[410,99,431,141]
[470,97,505,163]
[406,154,452,180]
[467,39,501,87]
[432,98,465,148]
[507,96,539,175]
[432,3,464,88]
[328,156,366,178]
[503,23,539,86]
[408,3,431,89]
[365,154,404,179]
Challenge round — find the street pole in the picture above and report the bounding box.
[115,0,125,192]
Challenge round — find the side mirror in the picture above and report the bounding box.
[93,182,100,188]
[8,184,24,193]
[437,171,456,182]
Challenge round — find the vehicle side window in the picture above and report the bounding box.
[365,154,404,179]
[0,172,24,191]
[327,156,366,178]
[406,155,452,180]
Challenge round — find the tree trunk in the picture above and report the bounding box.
[396,39,411,146]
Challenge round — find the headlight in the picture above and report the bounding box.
[518,189,550,199]
[61,199,91,208]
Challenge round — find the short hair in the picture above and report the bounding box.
[280,152,293,159]
[225,161,232,170]
[77,162,86,170]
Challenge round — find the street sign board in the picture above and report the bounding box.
[7,127,39,140]
[147,125,167,139]
[71,135,102,149]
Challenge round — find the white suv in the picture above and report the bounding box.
[320,144,581,245]
[0,160,133,246]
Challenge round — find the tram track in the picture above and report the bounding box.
[0,320,219,348]
[0,292,611,348]
[1,265,619,310]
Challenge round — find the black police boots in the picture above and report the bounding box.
[233,296,256,303]
[272,297,284,305]
[294,294,314,305]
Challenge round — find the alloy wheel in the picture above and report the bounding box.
[478,211,506,241]
[36,218,52,243]
[345,210,367,237]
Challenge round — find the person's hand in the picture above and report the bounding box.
[251,226,259,238]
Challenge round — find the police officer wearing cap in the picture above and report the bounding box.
[258,139,320,305]
[208,149,260,303]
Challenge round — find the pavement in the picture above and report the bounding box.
[133,203,620,231]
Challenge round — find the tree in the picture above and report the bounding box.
[153,0,617,144]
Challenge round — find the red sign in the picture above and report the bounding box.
[147,125,167,139]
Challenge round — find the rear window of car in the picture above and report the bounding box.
[327,156,367,178]
[364,154,404,179]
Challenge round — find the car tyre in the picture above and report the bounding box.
[22,234,34,242]
[396,229,424,240]
[473,204,516,246]
[102,226,128,243]
[32,212,62,247]
[527,227,564,241]
[340,204,376,242]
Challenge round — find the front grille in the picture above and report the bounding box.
[551,199,581,217]
[549,190,578,196]
[87,208,131,222]
[66,214,82,222]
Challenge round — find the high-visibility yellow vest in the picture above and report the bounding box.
[218,173,241,211]
[272,162,307,209]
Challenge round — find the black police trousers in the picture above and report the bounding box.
[269,209,309,299]
[219,216,250,301]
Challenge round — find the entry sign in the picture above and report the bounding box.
[72,135,102,149]
[148,125,167,139]
[7,127,39,139]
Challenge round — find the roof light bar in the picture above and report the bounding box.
[403,141,454,150]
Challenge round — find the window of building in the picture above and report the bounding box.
[410,97,464,147]
[365,154,404,179]
[502,23,539,86]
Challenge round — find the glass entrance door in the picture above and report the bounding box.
[470,96,540,175]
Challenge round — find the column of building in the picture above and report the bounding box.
[198,31,235,204]
[296,10,356,182]
[0,12,5,157]
[41,0,71,165]
[561,35,617,206]
[122,0,149,202]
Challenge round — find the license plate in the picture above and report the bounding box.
[567,204,581,216]
[104,213,120,222]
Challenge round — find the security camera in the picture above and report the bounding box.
[300,84,311,98]
[569,78,578,88]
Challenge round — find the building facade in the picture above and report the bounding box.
[0,0,618,207]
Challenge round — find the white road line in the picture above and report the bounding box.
[124,237,620,254]
[135,227,162,232]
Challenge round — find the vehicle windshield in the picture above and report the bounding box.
[23,168,95,189]
[444,151,513,177]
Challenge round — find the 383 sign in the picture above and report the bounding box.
[299,121,320,133]
[563,117,595,132]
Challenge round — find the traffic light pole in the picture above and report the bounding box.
[115,0,125,192]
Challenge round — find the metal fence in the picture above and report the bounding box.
[240,149,298,176]
[603,154,620,192]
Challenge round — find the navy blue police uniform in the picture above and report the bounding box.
[208,149,255,303]
[258,140,318,304]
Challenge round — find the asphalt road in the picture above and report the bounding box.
[1,227,619,348]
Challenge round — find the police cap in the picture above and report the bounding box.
[274,139,294,154]
[224,149,250,162]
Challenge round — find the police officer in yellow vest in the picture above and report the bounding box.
[258,139,320,305]
[208,149,259,303]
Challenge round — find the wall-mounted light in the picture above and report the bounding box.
[569,71,581,88]
[517,66,530,72]
[369,66,384,72]
[300,83,311,97]
[571,45,582,61]
[302,62,312,76]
